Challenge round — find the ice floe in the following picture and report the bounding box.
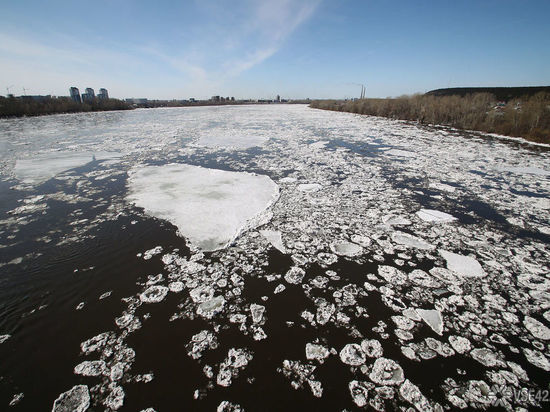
[52,385,90,412]
[140,285,169,303]
[439,250,485,278]
[416,309,444,335]
[368,357,404,386]
[339,343,366,366]
[127,164,279,251]
[416,209,457,223]
[15,151,120,184]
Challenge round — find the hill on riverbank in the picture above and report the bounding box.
[426,86,550,101]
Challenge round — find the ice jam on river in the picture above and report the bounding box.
[0,105,549,411]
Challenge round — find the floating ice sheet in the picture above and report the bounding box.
[197,135,267,149]
[439,250,485,278]
[416,209,456,223]
[14,151,120,184]
[127,164,279,251]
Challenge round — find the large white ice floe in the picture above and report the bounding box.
[391,232,435,250]
[52,385,90,412]
[15,151,120,184]
[416,209,457,223]
[368,357,404,386]
[439,250,485,278]
[126,164,279,251]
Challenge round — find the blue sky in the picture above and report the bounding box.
[1,0,549,100]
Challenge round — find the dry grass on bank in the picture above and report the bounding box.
[310,93,550,144]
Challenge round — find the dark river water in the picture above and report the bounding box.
[0,105,549,411]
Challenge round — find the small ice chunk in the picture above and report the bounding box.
[140,285,169,303]
[217,400,244,412]
[190,285,214,303]
[197,296,225,319]
[448,335,472,354]
[339,344,366,366]
[416,309,444,335]
[470,348,505,367]
[330,241,363,257]
[52,385,90,412]
[143,246,163,260]
[104,383,124,410]
[259,230,286,253]
[99,291,112,300]
[416,209,456,223]
[316,299,335,325]
[284,267,305,284]
[522,348,550,371]
[187,330,218,359]
[361,339,383,358]
[369,357,405,386]
[168,281,184,293]
[439,250,485,278]
[349,380,374,407]
[250,304,265,323]
[400,379,432,411]
[297,183,322,192]
[306,343,330,361]
[74,360,107,376]
[378,265,408,285]
[274,284,286,294]
[523,316,550,340]
[0,334,11,344]
[217,348,252,387]
[9,393,24,407]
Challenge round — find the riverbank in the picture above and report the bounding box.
[0,96,132,118]
[310,92,550,144]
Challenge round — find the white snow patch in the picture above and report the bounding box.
[127,164,279,251]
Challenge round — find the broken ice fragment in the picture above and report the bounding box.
[315,299,335,325]
[470,348,505,367]
[187,330,218,359]
[305,343,330,361]
[400,379,432,411]
[259,230,286,253]
[284,267,305,284]
[416,209,456,223]
[523,316,550,340]
[416,309,444,335]
[127,164,279,251]
[448,335,472,354]
[349,380,374,407]
[297,183,322,192]
[439,250,485,278]
[330,241,363,257]
[0,334,11,344]
[339,343,366,366]
[250,304,265,323]
[143,246,163,260]
[369,357,405,386]
[522,347,550,371]
[361,339,383,358]
[217,401,244,412]
[391,232,435,250]
[104,383,124,410]
[168,281,184,293]
[274,284,286,294]
[197,296,225,319]
[74,360,107,376]
[52,385,90,412]
[140,285,169,303]
[217,348,252,387]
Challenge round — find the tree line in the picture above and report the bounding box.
[0,96,132,118]
[310,92,550,144]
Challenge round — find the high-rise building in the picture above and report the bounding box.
[70,87,81,103]
[85,88,95,98]
[98,88,109,100]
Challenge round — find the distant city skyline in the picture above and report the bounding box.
[1,0,549,100]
